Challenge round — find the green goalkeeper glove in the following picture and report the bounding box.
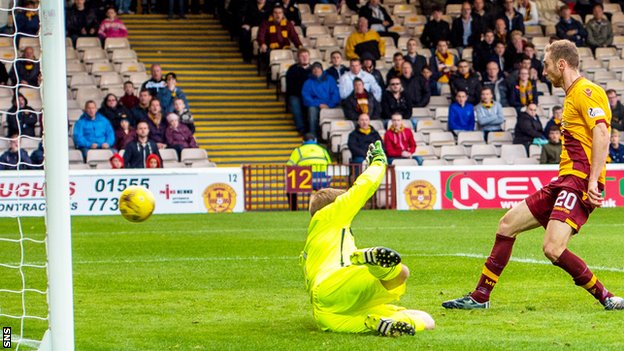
[366,140,387,165]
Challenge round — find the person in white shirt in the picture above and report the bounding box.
[338,58,383,102]
[517,0,539,26]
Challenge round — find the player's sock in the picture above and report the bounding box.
[471,234,516,303]
[553,249,613,303]
[368,264,402,281]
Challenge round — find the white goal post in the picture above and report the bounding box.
[40,1,74,350]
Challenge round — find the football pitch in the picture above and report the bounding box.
[2,208,624,350]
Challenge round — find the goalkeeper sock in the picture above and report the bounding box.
[553,249,613,303]
[368,264,402,281]
[471,234,516,303]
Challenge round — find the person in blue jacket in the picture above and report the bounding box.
[73,100,115,161]
[157,72,189,114]
[448,89,475,136]
[302,62,341,138]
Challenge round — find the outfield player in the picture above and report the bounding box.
[301,141,435,336]
[442,39,624,310]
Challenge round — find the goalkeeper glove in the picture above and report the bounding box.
[366,140,387,165]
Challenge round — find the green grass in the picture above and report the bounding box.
[2,209,624,350]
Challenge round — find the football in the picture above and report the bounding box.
[118,186,156,222]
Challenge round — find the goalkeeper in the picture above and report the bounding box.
[301,141,434,336]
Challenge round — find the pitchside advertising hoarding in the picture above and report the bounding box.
[0,168,244,216]
[396,165,624,210]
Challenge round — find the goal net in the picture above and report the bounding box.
[0,1,74,350]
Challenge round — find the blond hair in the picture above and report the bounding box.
[309,188,347,217]
[544,39,579,69]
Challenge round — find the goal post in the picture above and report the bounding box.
[40,1,75,350]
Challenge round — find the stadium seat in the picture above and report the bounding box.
[76,37,101,53]
[608,59,624,79]
[329,120,355,152]
[68,149,84,164]
[19,136,40,152]
[268,49,294,83]
[457,131,485,152]
[440,145,467,161]
[445,4,462,17]
[69,163,90,170]
[126,72,150,88]
[469,144,498,161]
[305,25,330,41]
[301,13,319,26]
[482,157,506,165]
[98,72,124,89]
[190,160,217,168]
[596,47,618,62]
[593,71,616,87]
[90,62,115,78]
[422,159,448,166]
[68,108,82,125]
[414,145,437,160]
[370,120,385,132]
[314,36,339,53]
[75,86,104,107]
[314,4,337,18]
[332,25,353,42]
[18,37,40,52]
[82,47,108,64]
[180,148,209,166]
[393,4,415,17]
[411,107,431,120]
[427,96,450,112]
[70,72,97,93]
[119,62,146,77]
[500,144,527,163]
[391,158,419,166]
[487,131,514,146]
[524,25,543,38]
[434,107,449,122]
[416,119,444,137]
[413,131,426,145]
[104,38,130,54]
[86,149,114,168]
[111,49,138,68]
[512,157,539,165]
[452,158,477,165]
[529,144,542,159]
[0,47,14,61]
[340,148,352,164]
[322,13,345,27]
[604,3,621,14]
[428,131,455,147]
[298,3,311,14]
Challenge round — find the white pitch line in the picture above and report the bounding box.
[11,335,41,349]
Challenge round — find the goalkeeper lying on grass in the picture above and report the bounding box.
[301,141,434,336]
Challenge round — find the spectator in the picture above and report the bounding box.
[472,0,492,28]
[0,58,8,86]
[6,93,37,137]
[116,0,132,15]
[383,113,421,165]
[430,40,458,93]
[29,141,43,169]
[0,135,32,170]
[473,30,497,73]
[342,78,381,121]
[286,133,332,210]
[543,105,563,138]
[98,7,128,42]
[404,39,427,77]
[556,5,587,47]
[130,89,152,123]
[345,17,385,61]
[475,87,504,139]
[490,41,508,73]
[609,129,624,163]
[513,102,544,152]
[381,76,412,121]
[503,31,526,73]
[509,67,538,114]
[523,43,544,81]
[448,90,475,135]
[99,93,132,130]
[326,51,348,83]
[14,1,39,47]
[119,81,139,110]
[158,72,188,114]
[114,116,135,151]
[575,0,602,22]
[66,0,99,46]
[450,60,481,105]
[493,18,509,45]
[165,113,197,156]
[347,113,382,164]
[400,61,430,108]
[506,55,536,87]
[239,0,271,63]
[141,64,166,97]
[420,6,451,50]
[285,48,312,135]
[338,58,382,102]
[450,1,483,51]
[109,153,124,169]
[419,65,436,99]
[516,0,539,26]
[0,0,10,34]
[123,120,162,168]
[301,62,340,137]
[540,125,562,164]
[385,52,404,82]
[168,0,187,19]
[146,153,162,168]
[73,100,115,161]
[358,0,399,46]
[144,99,167,149]
[498,0,524,34]
[257,5,302,70]
[607,89,624,131]
[141,0,157,14]
[361,52,385,89]
[281,0,301,26]
[586,4,614,53]
[173,97,195,133]
[482,61,508,106]
[10,47,40,87]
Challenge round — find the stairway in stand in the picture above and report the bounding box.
[123,14,300,166]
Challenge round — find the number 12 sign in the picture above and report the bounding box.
[285,166,313,193]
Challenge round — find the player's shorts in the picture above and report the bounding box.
[310,265,408,333]
[525,175,601,233]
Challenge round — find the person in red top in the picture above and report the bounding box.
[383,113,422,165]
[257,5,302,71]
